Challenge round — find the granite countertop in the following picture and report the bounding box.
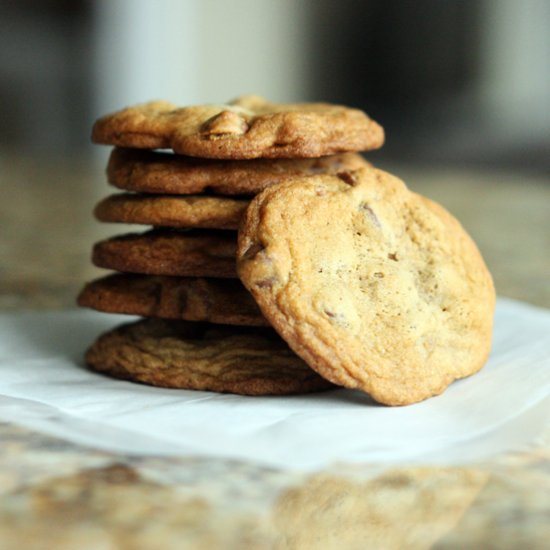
[1,154,549,549]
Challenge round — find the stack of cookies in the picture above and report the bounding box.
[78,96,384,397]
[79,96,495,405]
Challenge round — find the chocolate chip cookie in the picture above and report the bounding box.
[78,273,267,326]
[237,167,496,405]
[95,193,248,230]
[107,147,371,195]
[85,318,334,395]
[92,96,384,159]
[92,229,237,278]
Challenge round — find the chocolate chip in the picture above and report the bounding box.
[388,252,398,261]
[202,111,249,136]
[360,202,380,227]
[149,281,163,307]
[337,171,356,185]
[177,287,188,313]
[242,242,265,261]
[255,277,277,289]
[323,309,347,325]
[309,160,326,174]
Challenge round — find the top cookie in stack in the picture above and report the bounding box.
[91,95,384,159]
[78,96,384,396]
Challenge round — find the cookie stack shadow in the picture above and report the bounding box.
[78,96,383,396]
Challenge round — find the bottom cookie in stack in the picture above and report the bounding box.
[85,318,334,396]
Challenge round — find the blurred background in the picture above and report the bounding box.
[1,0,549,309]
[2,0,549,169]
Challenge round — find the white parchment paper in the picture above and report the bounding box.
[0,297,549,470]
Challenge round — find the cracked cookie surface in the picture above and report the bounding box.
[107,147,370,195]
[92,96,384,159]
[78,273,267,326]
[92,229,237,278]
[85,318,334,395]
[95,193,248,230]
[237,167,495,405]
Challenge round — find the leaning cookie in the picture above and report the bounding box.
[237,167,496,406]
[85,318,334,395]
[92,229,237,278]
[107,148,371,196]
[95,193,248,230]
[78,273,267,327]
[92,95,384,159]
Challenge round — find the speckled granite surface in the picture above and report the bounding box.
[1,421,549,549]
[1,155,549,548]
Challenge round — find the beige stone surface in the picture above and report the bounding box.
[1,422,549,549]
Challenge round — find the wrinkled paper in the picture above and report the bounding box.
[0,298,549,470]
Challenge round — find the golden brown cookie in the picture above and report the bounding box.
[107,147,371,195]
[78,273,267,326]
[94,193,248,230]
[92,229,237,278]
[92,96,384,159]
[85,318,334,395]
[237,167,496,406]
